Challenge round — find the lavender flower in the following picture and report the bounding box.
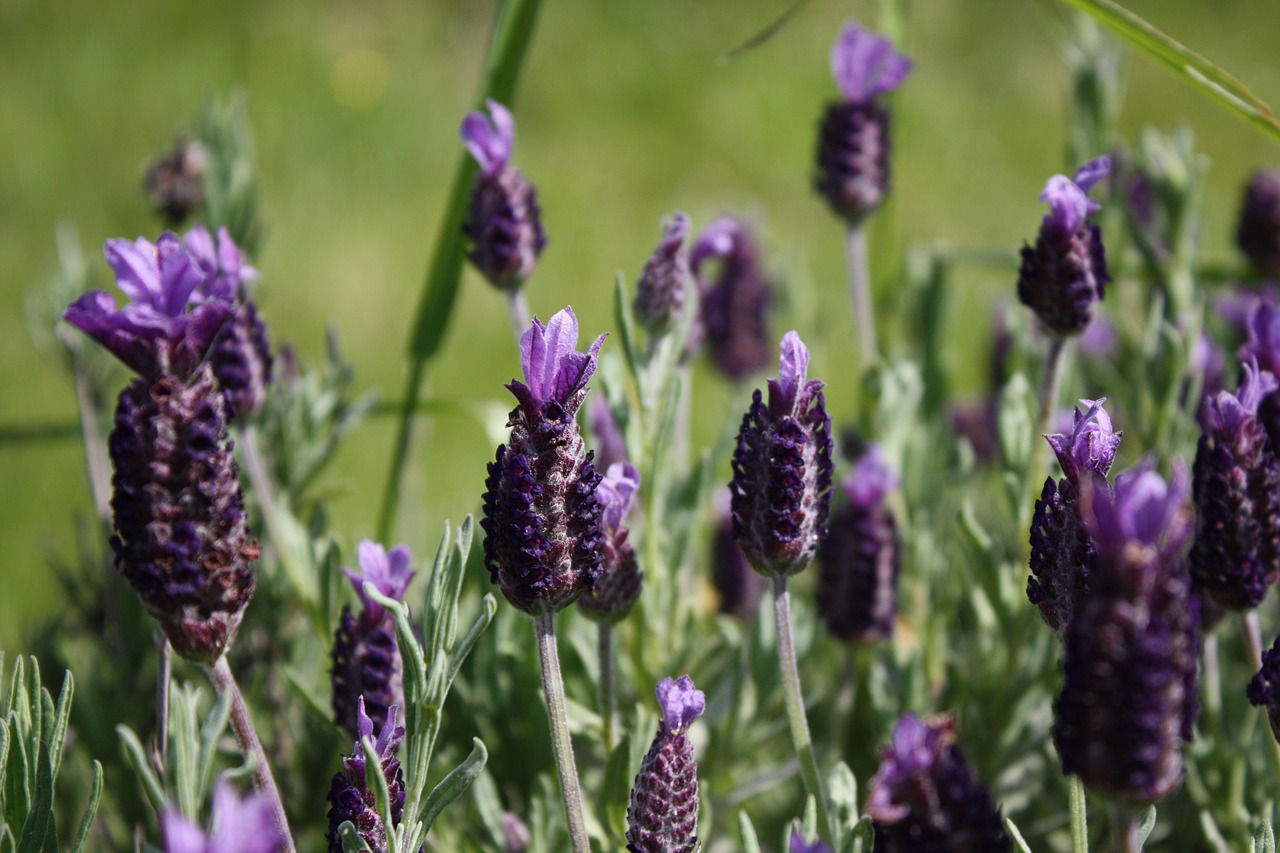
[711,505,768,620]
[817,443,900,643]
[1237,168,1280,277]
[1054,462,1198,806]
[814,22,913,223]
[64,233,255,662]
[1190,363,1280,611]
[634,212,692,334]
[1247,633,1280,743]
[332,540,415,740]
[326,698,406,853]
[146,138,207,226]
[626,676,705,853]
[1028,399,1122,633]
[579,463,643,624]
[865,713,1011,852]
[789,831,832,853]
[588,394,628,473]
[1240,300,1280,377]
[692,218,772,380]
[502,812,532,852]
[730,332,833,578]
[461,99,546,292]
[481,307,607,613]
[162,780,287,853]
[1017,156,1112,337]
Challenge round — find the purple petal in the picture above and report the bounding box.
[1073,156,1112,194]
[539,308,581,398]
[209,781,285,853]
[161,811,208,853]
[155,232,204,316]
[104,237,164,308]
[356,696,374,742]
[64,291,157,375]
[830,22,913,102]
[689,218,742,271]
[790,830,833,853]
[1040,175,1092,233]
[598,462,641,532]
[844,443,897,508]
[655,675,705,734]
[461,99,515,175]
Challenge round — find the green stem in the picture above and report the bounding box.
[508,289,531,342]
[1069,774,1089,853]
[154,633,171,779]
[376,359,425,543]
[845,224,877,365]
[771,575,833,843]
[1241,611,1280,788]
[1039,336,1067,432]
[207,656,295,853]
[598,621,616,754]
[534,612,590,853]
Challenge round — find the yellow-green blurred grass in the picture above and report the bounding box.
[1,0,1277,648]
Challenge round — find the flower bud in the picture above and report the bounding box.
[326,699,406,853]
[691,218,772,380]
[634,212,692,334]
[626,676,705,853]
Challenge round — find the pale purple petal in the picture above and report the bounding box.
[104,236,164,307]
[830,22,913,103]
[1040,175,1092,233]
[689,218,741,270]
[778,331,809,403]
[356,696,374,742]
[375,705,401,755]
[844,443,897,508]
[790,831,833,853]
[1073,156,1112,194]
[538,308,581,397]
[656,675,705,734]
[156,232,203,315]
[161,812,208,853]
[598,462,641,533]
[517,307,605,410]
[1044,398,1121,482]
[461,99,515,175]
[1085,459,1191,556]
[208,781,285,853]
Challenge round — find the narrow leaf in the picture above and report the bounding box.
[68,761,103,853]
[419,738,488,833]
[337,821,374,853]
[15,745,53,853]
[738,811,762,853]
[116,726,166,816]
[445,595,498,694]
[197,687,233,806]
[1137,805,1157,846]
[1006,816,1034,853]
[48,673,72,781]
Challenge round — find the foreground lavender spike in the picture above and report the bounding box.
[326,699,407,853]
[634,211,692,335]
[1027,399,1122,634]
[1237,168,1280,277]
[865,713,1011,853]
[162,779,287,853]
[1054,461,1198,808]
[331,540,415,740]
[817,442,900,643]
[814,21,913,224]
[692,217,773,380]
[626,676,705,853]
[461,99,546,294]
[1190,363,1280,611]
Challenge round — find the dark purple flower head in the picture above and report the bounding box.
[830,22,913,103]
[461,100,546,291]
[866,713,1010,852]
[162,780,287,853]
[1240,302,1280,377]
[64,233,233,379]
[692,217,772,379]
[146,138,206,226]
[1237,168,1280,277]
[579,462,643,624]
[507,307,606,418]
[731,332,833,578]
[185,225,260,301]
[1017,158,1112,337]
[790,831,832,853]
[626,676,704,853]
[327,698,406,853]
[1046,398,1122,483]
[634,211,692,334]
[1248,633,1280,744]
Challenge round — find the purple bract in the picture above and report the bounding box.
[162,780,287,853]
[461,99,515,176]
[830,22,913,104]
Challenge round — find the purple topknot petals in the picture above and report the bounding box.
[461,99,515,175]
[185,225,260,301]
[342,540,414,619]
[105,232,204,316]
[1041,158,1110,233]
[844,441,898,509]
[1205,361,1279,439]
[776,331,809,408]
[1073,156,1112,194]
[327,696,407,853]
[1044,398,1122,483]
[830,22,913,103]
[163,779,287,853]
[598,462,641,534]
[1084,459,1191,561]
[790,830,832,853]
[513,307,606,415]
[656,675,705,734]
[1241,301,1280,376]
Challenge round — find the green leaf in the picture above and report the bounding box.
[445,594,498,694]
[738,811,762,853]
[47,673,72,781]
[849,816,875,853]
[15,744,53,853]
[446,515,475,648]
[419,738,488,833]
[116,726,166,816]
[1254,819,1276,853]
[1006,816,1034,853]
[1137,805,1157,846]
[601,734,633,843]
[68,761,102,853]
[471,770,508,850]
[336,821,374,853]
[1059,0,1280,142]
[197,687,233,809]
[612,272,642,385]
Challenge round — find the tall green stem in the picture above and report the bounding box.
[845,224,877,365]
[1069,774,1089,853]
[598,622,616,753]
[534,612,590,853]
[207,656,295,853]
[1039,336,1067,431]
[771,575,832,843]
[508,290,531,342]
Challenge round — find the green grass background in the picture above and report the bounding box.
[1,0,1277,650]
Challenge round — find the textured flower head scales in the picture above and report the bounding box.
[162,779,287,853]
[508,307,607,417]
[598,462,641,535]
[1041,156,1112,234]
[1045,398,1123,483]
[343,540,414,622]
[64,232,232,378]
[461,99,515,175]
[656,675,705,735]
[830,22,913,103]
[184,225,260,301]
[1084,459,1192,566]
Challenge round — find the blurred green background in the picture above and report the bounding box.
[1,0,1277,650]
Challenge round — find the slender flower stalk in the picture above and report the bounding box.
[846,225,876,363]
[534,612,589,852]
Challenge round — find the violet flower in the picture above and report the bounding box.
[730,332,833,578]
[865,713,1011,852]
[481,307,607,613]
[461,99,546,292]
[1028,399,1122,634]
[1054,461,1198,807]
[162,780,287,853]
[634,211,692,335]
[332,540,416,740]
[789,831,832,853]
[691,217,773,380]
[579,462,643,624]
[1240,300,1280,377]
[814,22,913,223]
[626,676,705,853]
[326,698,407,853]
[711,497,768,620]
[1237,168,1280,277]
[817,443,900,643]
[1248,633,1280,744]
[1190,362,1280,611]
[1017,156,1112,337]
[588,394,628,473]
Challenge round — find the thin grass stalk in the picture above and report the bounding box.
[846,224,877,365]
[598,621,616,753]
[1069,774,1089,853]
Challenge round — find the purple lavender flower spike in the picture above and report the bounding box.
[162,779,288,853]
[332,540,415,739]
[711,496,768,620]
[580,462,644,624]
[789,830,832,853]
[461,99,546,292]
[730,332,833,578]
[1248,633,1280,744]
[634,211,692,334]
[815,22,912,223]
[1017,157,1112,337]
[326,697,407,853]
[1237,168,1280,277]
[626,676,705,853]
[1054,461,1199,807]
[482,307,607,614]
[865,713,1011,852]
[1045,398,1122,483]
[818,443,900,643]
[1240,301,1280,378]
[691,217,772,380]
[1191,362,1280,611]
